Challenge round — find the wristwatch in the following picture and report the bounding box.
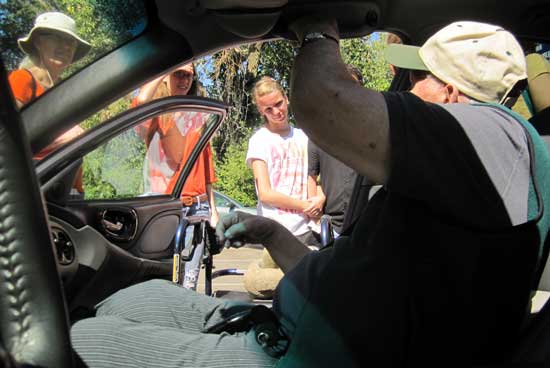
[301,32,339,47]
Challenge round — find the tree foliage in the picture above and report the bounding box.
[203,40,296,158]
[0,0,145,72]
[1,2,395,205]
[0,1,145,200]
[207,35,393,205]
[341,35,394,91]
[214,131,257,207]
[83,129,146,200]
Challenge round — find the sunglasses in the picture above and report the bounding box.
[39,32,77,46]
[172,70,193,79]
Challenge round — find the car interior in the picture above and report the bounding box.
[1,0,550,367]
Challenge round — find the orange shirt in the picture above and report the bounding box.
[8,69,45,105]
[165,128,216,198]
[133,98,216,200]
[8,69,84,193]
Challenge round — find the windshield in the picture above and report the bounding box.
[0,0,147,108]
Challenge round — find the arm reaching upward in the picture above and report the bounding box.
[290,17,392,185]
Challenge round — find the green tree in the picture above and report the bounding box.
[82,125,146,200]
[206,35,392,160]
[0,0,146,72]
[81,94,133,130]
[341,35,394,91]
[204,40,297,159]
[214,131,257,207]
[207,35,393,204]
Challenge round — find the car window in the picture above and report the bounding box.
[214,192,232,208]
[62,33,399,205]
[1,1,147,108]
[75,109,219,201]
[208,34,397,208]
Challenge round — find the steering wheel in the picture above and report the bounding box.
[0,64,73,367]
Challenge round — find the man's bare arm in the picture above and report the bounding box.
[290,18,391,185]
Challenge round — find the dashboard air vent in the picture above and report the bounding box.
[51,227,75,265]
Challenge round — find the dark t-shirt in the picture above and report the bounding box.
[308,141,357,233]
[274,92,547,367]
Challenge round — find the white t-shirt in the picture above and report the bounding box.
[246,126,310,236]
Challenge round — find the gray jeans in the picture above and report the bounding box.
[182,201,210,289]
[71,280,278,368]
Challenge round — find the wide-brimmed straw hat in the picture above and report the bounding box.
[18,12,91,62]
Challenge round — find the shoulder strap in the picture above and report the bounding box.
[24,69,37,100]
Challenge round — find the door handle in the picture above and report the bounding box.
[102,219,123,232]
[100,208,138,241]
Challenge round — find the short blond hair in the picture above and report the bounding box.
[252,76,286,107]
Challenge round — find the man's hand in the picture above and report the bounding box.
[216,212,312,273]
[215,211,280,249]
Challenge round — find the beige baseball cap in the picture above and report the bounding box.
[18,12,91,62]
[385,21,527,104]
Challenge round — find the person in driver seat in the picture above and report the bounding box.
[71,20,550,367]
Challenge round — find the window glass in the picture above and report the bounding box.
[78,110,218,200]
[206,34,397,208]
[67,33,398,205]
[535,43,550,60]
[1,0,147,108]
[214,192,231,208]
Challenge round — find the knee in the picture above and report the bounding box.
[244,257,283,299]
[72,316,117,348]
[71,316,131,367]
[96,279,171,316]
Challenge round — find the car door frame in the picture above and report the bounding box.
[37,95,229,259]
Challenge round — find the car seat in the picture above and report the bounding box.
[525,53,550,292]
[485,53,550,367]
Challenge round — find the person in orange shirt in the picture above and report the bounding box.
[133,63,219,290]
[9,11,91,195]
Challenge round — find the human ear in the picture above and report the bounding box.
[444,84,460,103]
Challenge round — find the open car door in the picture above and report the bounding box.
[36,95,228,319]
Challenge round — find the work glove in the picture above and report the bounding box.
[215,211,283,249]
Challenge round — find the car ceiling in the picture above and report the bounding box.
[158,0,550,49]
[21,0,550,154]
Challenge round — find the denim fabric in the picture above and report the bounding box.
[182,200,210,290]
